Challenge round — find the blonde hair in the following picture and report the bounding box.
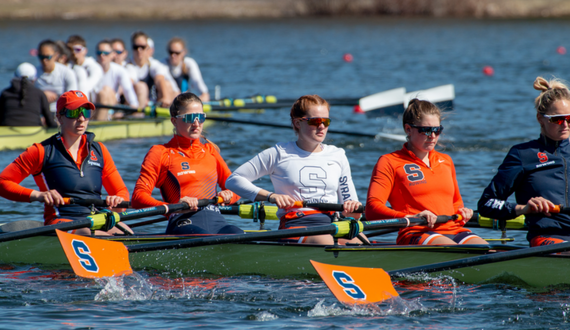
[533,77,570,114]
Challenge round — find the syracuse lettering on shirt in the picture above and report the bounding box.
[0,133,128,224]
[365,145,469,238]
[132,136,239,208]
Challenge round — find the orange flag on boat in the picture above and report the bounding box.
[56,230,133,278]
[310,260,399,304]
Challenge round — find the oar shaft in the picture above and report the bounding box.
[125,216,453,253]
[63,198,131,208]
[389,239,570,276]
[117,198,220,221]
[0,219,92,243]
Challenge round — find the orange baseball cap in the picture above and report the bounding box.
[56,90,95,112]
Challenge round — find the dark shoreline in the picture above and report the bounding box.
[1,0,570,20]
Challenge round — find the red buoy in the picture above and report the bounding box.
[343,53,353,62]
[482,66,494,76]
[29,49,38,56]
[557,46,567,55]
[353,105,364,114]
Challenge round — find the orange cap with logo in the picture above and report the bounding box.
[56,90,95,112]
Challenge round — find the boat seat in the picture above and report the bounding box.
[0,220,43,233]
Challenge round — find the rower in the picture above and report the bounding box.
[93,39,139,121]
[479,77,570,247]
[111,38,128,67]
[0,62,57,127]
[365,99,487,245]
[35,39,78,113]
[226,95,366,245]
[131,92,243,235]
[66,35,103,100]
[55,40,89,96]
[0,90,132,236]
[125,31,179,108]
[162,37,210,102]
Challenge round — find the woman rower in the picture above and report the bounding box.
[0,90,132,236]
[131,92,243,235]
[365,99,487,245]
[478,77,570,247]
[226,95,364,245]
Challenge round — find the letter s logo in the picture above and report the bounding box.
[538,152,548,163]
[71,239,99,273]
[403,164,425,182]
[181,162,190,170]
[332,271,366,299]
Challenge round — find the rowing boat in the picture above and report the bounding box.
[0,117,215,151]
[363,84,455,118]
[0,229,568,288]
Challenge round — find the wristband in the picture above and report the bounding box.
[267,193,274,202]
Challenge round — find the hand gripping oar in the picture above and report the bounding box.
[57,215,459,279]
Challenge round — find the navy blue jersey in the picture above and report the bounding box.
[478,135,570,241]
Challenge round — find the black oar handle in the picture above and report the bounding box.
[118,198,222,221]
[0,219,92,243]
[295,201,365,213]
[63,198,131,208]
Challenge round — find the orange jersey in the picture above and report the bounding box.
[365,144,469,242]
[132,135,240,208]
[0,133,129,224]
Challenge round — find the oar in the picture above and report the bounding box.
[205,117,406,141]
[57,215,458,278]
[0,199,219,244]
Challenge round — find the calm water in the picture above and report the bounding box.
[2,17,570,329]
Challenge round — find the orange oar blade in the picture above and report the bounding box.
[56,229,133,278]
[310,260,398,305]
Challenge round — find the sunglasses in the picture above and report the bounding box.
[175,112,206,123]
[299,117,331,127]
[113,49,125,55]
[543,113,570,125]
[132,44,147,51]
[62,107,93,119]
[96,50,112,56]
[410,124,444,136]
[72,46,85,53]
[169,50,183,55]
[38,54,54,61]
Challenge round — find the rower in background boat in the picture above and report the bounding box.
[66,35,103,101]
[162,37,210,102]
[111,38,128,67]
[55,40,89,98]
[125,31,179,108]
[478,77,570,247]
[226,95,367,245]
[132,92,243,235]
[365,99,487,245]
[35,39,78,113]
[0,62,57,128]
[0,90,132,236]
[93,39,139,121]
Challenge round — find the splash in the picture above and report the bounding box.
[308,297,425,317]
[94,273,154,301]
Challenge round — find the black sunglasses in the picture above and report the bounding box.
[132,44,147,51]
[38,54,54,61]
[409,124,444,136]
[169,50,183,55]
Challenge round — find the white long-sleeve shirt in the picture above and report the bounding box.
[95,62,139,107]
[226,141,358,218]
[162,56,208,94]
[35,62,78,112]
[79,57,103,99]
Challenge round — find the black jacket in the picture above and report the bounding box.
[0,77,57,127]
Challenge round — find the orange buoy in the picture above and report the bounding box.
[482,66,494,76]
[557,46,567,55]
[343,53,353,62]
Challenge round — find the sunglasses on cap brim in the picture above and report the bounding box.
[175,113,206,123]
[410,124,444,136]
[299,117,331,127]
[542,113,570,125]
[62,107,93,119]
